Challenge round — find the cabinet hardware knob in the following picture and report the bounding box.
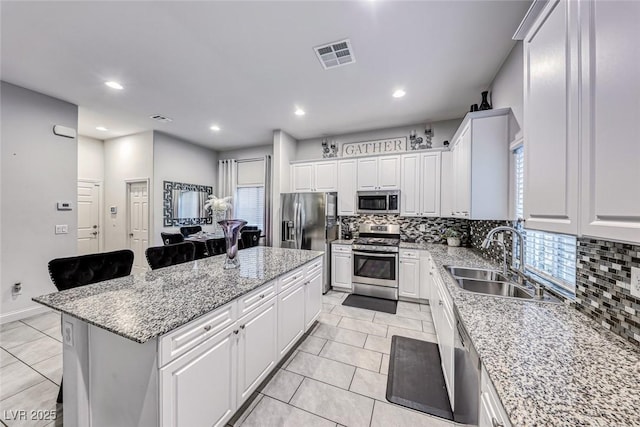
[203,325,212,332]
[240,325,245,329]
[260,294,265,298]
[439,300,443,306]
[233,329,239,334]
[492,418,504,427]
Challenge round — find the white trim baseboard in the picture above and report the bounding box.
[0,304,52,324]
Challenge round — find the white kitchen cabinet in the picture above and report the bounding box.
[337,159,357,216]
[237,297,278,403]
[440,151,454,218]
[479,366,512,427]
[357,155,400,191]
[161,324,237,427]
[277,282,305,359]
[419,253,434,303]
[523,0,580,234]
[449,109,509,220]
[431,270,454,407]
[304,268,323,330]
[579,0,640,243]
[400,152,441,217]
[399,249,420,299]
[331,244,352,291]
[290,161,337,192]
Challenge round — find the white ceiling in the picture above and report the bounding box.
[1,1,530,150]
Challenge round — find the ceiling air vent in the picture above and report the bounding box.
[314,39,355,70]
[150,114,173,123]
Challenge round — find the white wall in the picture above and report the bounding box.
[103,131,154,252]
[152,132,218,245]
[272,130,297,247]
[78,135,104,182]
[489,41,523,142]
[296,119,463,161]
[218,144,272,161]
[1,82,78,321]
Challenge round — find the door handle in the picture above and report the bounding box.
[91,231,98,236]
[129,233,134,237]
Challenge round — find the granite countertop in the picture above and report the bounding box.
[415,243,640,426]
[33,247,323,344]
[332,239,354,245]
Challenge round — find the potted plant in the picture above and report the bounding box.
[442,228,462,247]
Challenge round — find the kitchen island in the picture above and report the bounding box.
[34,247,324,427]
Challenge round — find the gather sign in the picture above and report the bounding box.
[341,137,407,158]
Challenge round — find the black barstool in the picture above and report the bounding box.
[179,226,202,237]
[206,238,226,256]
[145,242,196,270]
[160,232,184,245]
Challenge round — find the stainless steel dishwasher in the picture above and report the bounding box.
[454,307,480,425]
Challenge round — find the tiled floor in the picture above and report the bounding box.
[0,293,451,427]
[0,311,63,427]
[230,291,453,427]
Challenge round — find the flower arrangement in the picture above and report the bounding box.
[204,195,232,213]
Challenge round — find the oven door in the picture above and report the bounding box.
[357,194,388,214]
[352,250,398,288]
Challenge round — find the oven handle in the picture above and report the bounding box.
[352,251,398,259]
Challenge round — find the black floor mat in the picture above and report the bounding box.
[342,294,397,314]
[386,336,454,421]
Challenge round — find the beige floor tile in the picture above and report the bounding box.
[282,350,298,369]
[374,312,423,331]
[370,401,453,427]
[318,313,342,327]
[240,395,335,427]
[229,393,263,427]
[41,324,62,342]
[290,378,374,427]
[397,301,421,312]
[337,317,387,337]
[0,348,19,368]
[325,290,347,300]
[322,303,335,313]
[319,341,382,372]
[380,354,390,375]
[32,354,62,386]
[261,369,304,403]
[364,335,392,354]
[7,336,62,366]
[387,326,438,343]
[0,321,24,333]
[0,381,61,427]
[21,312,60,332]
[297,335,327,355]
[285,351,355,389]
[422,321,436,334]
[349,368,388,402]
[0,360,47,401]
[329,305,375,322]
[311,324,367,347]
[396,306,435,322]
[0,324,47,349]
[420,304,432,312]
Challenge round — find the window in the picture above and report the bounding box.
[513,146,577,293]
[235,186,265,231]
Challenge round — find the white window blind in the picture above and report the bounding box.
[514,146,577,292]
[235,186,265,231]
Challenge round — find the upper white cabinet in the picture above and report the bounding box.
[291,161,337,192]
[440,151,454,219]
[337,159,357,216]
[357,155,400,191]
[523,0,580,235]
[449,110,510,220]
[400,152,441,217]
[579,0,640,243]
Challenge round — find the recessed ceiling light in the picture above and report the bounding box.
[105,81,124,90]
[392,89,406,98]
[210,125,221,131]
[96,126,108,131]
[295,108,306,116]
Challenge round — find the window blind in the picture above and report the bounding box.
[235,186,265,231]
[513,146,577,292]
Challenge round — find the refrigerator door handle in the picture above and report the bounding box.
[294,201,301,249]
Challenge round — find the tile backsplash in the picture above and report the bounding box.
[468,220,515,265]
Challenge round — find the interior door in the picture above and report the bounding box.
[128,181,150,273]
[77,181,100,255]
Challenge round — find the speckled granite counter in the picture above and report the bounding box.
[332,239,354,245]
[34,247,323,343]
[407,243,640,426]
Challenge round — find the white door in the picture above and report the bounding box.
[237,297,278,402]
[304,270,323,329]
[77,181,101,255]
[419,152,441,217]
[314,161,338,192]
[377,156,401,190]
[331,252,352,291]
[399,258,420,299]
[277,283,306,358]
[356,158,378,190]
[337,160,357,216]
[160,325,237,427]
[400,154,420,217]
[291,163,314,192]
[128,181,150,274]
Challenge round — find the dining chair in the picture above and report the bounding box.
[240,230,262,249]
[179,226,202,237]
[161,232,184,245]
[47,249,135,403]
[145,242,196,270]
[206,238,226,256]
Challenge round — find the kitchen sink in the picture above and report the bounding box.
[455,278,534,299]
[446,266,509,282]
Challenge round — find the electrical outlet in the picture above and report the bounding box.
[419,224,426,232]
[631,267,640,298]
[63,321,74,346]
[55,224,68,234]
[12,282,22,296]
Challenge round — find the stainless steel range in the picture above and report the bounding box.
[351,224,400,301]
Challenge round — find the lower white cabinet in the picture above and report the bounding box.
[399,256,420,299]
[431,271,455,408]
[479,366,512,427]
[304,268,323,329]
[331,244,352,291]
[237,297,278,403]
[277,282,306,358]
[419,253,435,303]
[161,323,237,427]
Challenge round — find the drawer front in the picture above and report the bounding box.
[305,258,323,277]
[400,249,419,259]
[481,367,512,427]
[238,280,277,317]
[278,266,305,293]
[332,244,352,254]
[159,302,236,367]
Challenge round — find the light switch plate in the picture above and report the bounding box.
[55,225,68,234]
[631,267,640,298]
[63,321,74,346]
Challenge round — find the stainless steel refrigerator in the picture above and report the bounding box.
[281,192,338,293]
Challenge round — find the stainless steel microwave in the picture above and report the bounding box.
[356,191,400,214]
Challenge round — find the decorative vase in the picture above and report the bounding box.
[218,219,247,269]
[479,91,492,111]
[447,237,461,247]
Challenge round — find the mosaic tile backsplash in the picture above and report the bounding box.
[575,238,640,345]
